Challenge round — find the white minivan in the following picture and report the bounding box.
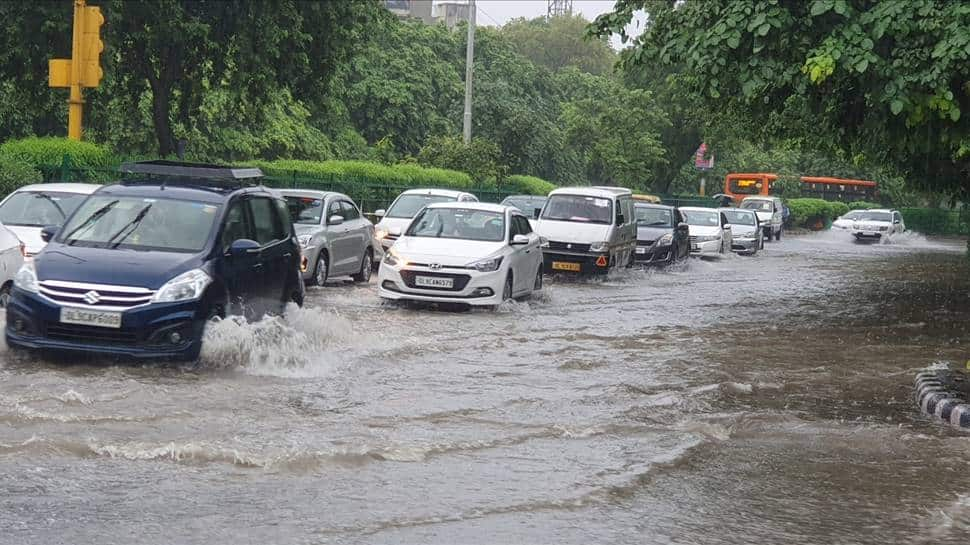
[740,196,785,241]
[534,186,637,275]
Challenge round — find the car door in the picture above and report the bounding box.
[219,197,262,312]
[510,214,540,293]
[323,198,350,275]
[673,208,689,258]
[340,200,368,271]
[773,199,784,229]
[248,195,292,308]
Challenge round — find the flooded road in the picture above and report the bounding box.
[2,232,969,544]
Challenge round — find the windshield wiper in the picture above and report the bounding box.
[34,193,67,220]
[106,204,153,248]
[63,200,119,244]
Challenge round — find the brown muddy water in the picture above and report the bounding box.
[1,231,969,544]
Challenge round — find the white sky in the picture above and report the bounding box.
[471,0,644,48]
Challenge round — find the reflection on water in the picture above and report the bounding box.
[1,233,969,545]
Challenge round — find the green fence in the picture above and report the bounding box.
[900,207,970,236]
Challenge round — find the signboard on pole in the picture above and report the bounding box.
[694,143,714,170]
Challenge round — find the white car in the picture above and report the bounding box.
[0,222,24,306]
[832,210,866,230]
[378,202,543,307]
[373,188,478,255]
[740,196,785,241]
[846,209,905,242]
[680,207,732,255]
[0,183,100,257]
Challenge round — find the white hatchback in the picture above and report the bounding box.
[378,203,543,307]
[0,183,100,257]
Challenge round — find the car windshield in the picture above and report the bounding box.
[502,197,546,214]
[541,195,612,224]
[721,209,757,226]
[682,210,720,226]
[635,206,672,227]
[0,191,91,227]
[387,194,456,219]
[57,195,220,252]
[857,211,892,222]
[285,196,324,225]
[740,200,774,212]
[406,207,505,242]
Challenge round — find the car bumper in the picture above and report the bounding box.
[690,239,722,255]
[541,250,611,275]
[852,231,885,239]
[731,237,759,252]
[4,289,205,360]
[377,264,504,306]
[634,243,674,264]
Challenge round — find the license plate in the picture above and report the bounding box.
[635,247,647,254]
[415,276,454,289]
[60,307,122,329]
[863,231,877,236]
[551,261,581,272]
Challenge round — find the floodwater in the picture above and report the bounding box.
[2,231,969,544]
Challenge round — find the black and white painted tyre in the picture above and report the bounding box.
[915,368,970,429]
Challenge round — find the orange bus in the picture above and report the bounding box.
[723,173,877,203]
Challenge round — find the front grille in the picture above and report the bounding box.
[399,270,471,291]
[546,241,591,253]
[38,280,154,310]
[45,323,140,345]
[637,240,655,247]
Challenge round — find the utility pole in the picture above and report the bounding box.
[49,0,105,140]
[462,0,475,144]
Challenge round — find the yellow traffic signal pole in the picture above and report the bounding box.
[67,0,86,140]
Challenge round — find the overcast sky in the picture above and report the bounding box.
[471,0,644,48]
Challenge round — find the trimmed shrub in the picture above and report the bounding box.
[787,198,847,230]
[0,137,114,170]
[829,201,850,218]
[847,201,882,210]
[505,174,556,196]
[0,158,42,196]
[391,163,474,189]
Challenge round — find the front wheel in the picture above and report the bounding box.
[533,267,543,291]
[352,250,373,283]
[310,252,328,286]
[502,273,513,301]
[0,283,10,308]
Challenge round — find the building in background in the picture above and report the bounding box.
[435,1,471,28]
[385,0,471,29]
[547,0,574,18]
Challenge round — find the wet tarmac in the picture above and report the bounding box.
[1,231,969,544]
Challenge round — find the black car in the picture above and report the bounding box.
[633,203,690,265]
[5,161,304,361]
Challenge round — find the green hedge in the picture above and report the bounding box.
[0,158,42,196]
[0,137,114,170]
[505,175,556,196]
[847,201,883,210]
[900,208,970,236]
[240,159,474,190]
[787,198,849,229]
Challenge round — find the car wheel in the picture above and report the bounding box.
[502,273,513,301]
[352,250,373,283]
[310,252,328,286]
[0,283,10,308]
[533,267,543,291]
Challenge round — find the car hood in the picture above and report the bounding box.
[536,220,612,244]
[730,224,758,236]
[7,225,45,256]
[293,223,323,237]
[35,244,204,290]
[636,225,672,242]
[392,237,505,267]
[688,225,722,237]
[375,217,413,234]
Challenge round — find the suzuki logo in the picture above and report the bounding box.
[429,263,442,270]
[83,290,101,305]
[566,243,573,249]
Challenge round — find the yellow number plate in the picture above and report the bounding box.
[551,261,581,272]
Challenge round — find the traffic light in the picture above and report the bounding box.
[79,5,104,88]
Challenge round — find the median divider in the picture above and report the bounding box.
[915,367,970,429]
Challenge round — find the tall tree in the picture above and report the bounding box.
[500,14,617,76]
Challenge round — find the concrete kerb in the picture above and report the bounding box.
[915,368,970,429]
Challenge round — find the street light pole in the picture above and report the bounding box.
[462,0,475,144]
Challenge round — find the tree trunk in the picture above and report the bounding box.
[147,75,175,157]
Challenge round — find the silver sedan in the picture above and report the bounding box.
[720,207,764,255]
[280,190,377,286]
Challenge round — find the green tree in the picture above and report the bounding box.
[500,14,617,76]
[417,135,507,186]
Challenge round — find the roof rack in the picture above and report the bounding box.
[119,160,263,183]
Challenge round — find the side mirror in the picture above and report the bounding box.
[40,225,59,243]
[893,219,901,224]
[511,234,530,245]
[229,238,260,258]
[328,215,344,226]
[723,225,732,230]
[388,226,402,237]
[374,209,386,218]
[676,222,689,231]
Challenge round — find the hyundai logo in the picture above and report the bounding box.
[83,290,101,305]
[429,263,442,270]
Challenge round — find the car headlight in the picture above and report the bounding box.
[468,256,504,272]
[151,269,211,303]
[374,229,388,241]
[383,249,406,267]
[13,263,38,293]
[298,235,313,248]
[656,234,673,246]
[589,241,609,252]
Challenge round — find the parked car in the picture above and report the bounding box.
[279,190,376,286]
[0,223,25,306]
[848,209,905,242]
[680,207,732,255]
[832,210,866,230]
[0,183,100,257]
[633,203,690,265]
[373,189,478,255]
[500,195,547,221]
[5,161,304,361]
[378,202,542,307]
[720,207,763,255]
[740,196,785,241]
[535,186,637,274]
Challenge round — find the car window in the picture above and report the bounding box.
[222,200,251,253]
[249,197,284,245]
[327,200,343,222]
[517,215,533,235]
[285,196,324,225]
[0,191,91,227]
[340,200,360,221]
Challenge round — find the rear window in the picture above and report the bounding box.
[635,206,672,227]
[387,194,456,219]
[541,195,612,224]
[722,209,757,225]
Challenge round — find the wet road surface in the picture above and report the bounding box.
[2,231,969,544]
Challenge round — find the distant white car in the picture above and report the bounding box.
[373,188,478,255]
[0,222,24,306]
[740,196,785,241]
[378,202,543,307]
[0,183,100,257]
[832,210,866,230]
[680,207,732,255]
[847,209,905,242]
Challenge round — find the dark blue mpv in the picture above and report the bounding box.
[5,161,305,361]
